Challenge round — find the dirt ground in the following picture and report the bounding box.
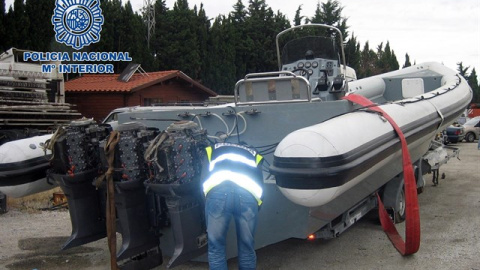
[1,142,479,270]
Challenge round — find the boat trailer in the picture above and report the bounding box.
[422,140,460,186]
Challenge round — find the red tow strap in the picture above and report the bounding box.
[342,94,420,255]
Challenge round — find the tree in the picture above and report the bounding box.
[159,0,202,78]
[456,62,480,104]
[308,0,349,41]
[403,53,411,68]
[244,0,272,73]
[121,1,152,70]
[457,62,470,79]
[0,0,5,51]
[377,41,399,73]
[357,41,379,78]
[9,0,29,49]
[243,0,288,73]
[202,0,291,93]
[150,0,169,71]
[293,5,304,26]
[203,16,237,94]
[467,68,479,104]
[344,33,360,71]
[231,0,247,24]
[4,0,453,96]
[230,0,248,80]
[25,0,55,52]
[194,4,210,82]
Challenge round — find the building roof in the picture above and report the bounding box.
[65,70,217,96]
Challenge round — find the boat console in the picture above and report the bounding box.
[280,36,346,100]
[234,24,351,105]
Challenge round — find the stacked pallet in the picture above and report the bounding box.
[0,89,82,135]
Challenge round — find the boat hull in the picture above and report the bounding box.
[271,63,472,207]
[0,134,53,197]
[0,177,56,198]
[51,61,472,264]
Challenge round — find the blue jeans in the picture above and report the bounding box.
[205,183,259,270]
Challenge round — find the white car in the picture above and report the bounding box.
[463,116,480,142]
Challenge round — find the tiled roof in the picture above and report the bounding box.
[65,70,217,96]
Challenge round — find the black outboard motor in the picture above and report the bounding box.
[49,118,110,250]
[99,122,162,268]
[51,119,209,269]
[145,121,208,268]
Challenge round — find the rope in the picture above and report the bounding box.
[144,131,169,173]
[43,127,65,161]
[95,131,121,270]
[343,94,420,255]
[425,100,445,137]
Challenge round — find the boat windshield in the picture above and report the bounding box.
[281,36,338,65]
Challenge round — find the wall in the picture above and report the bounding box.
[127,80,209,106]
[66,79,213,122]
[66,92,125,122]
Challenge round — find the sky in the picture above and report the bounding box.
[4,0,480,79]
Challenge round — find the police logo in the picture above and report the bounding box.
[52,0,104,50]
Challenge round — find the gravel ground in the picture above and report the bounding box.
[1,142,479,270]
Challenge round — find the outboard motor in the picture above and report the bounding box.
[98,122,162,265]
[145,121,208,268]
[51,120,209,269]
[146,121,207,187]
[48,118,110,250]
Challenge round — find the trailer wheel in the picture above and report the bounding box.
[382,176,406,224]
[394,188,406,223]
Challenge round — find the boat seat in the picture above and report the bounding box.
[401,78,425,98]
[235,74,310,104]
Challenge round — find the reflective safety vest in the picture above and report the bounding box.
[203,143,264,205]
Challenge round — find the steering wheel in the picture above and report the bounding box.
[291,68,310,80]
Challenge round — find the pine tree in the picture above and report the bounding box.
[203,15,237,94]
[151,0,168,71]
[377,41,399,73]
[309,0,348,41]
[390,48,399,70]
[271,11,290,68]
[121,1,151,71]
[95,0,121,52]
[243,0,289,74]
[358,41,379,78]
[0,0,5,51]
[204,0,290,92]
[195,4,210,82]
[457,62,470,79]
[456,62,480,104]
[2,6,12,49]
[403,53,411,68]
[159,0,202,78]
[90,0,124,71]
[230,0,248,79]
[10,0,29,49]
[25,0,55,52]
[344,33,360,71]
[293,5,304,26]
[231,0,247,23]
[245,0,270,73]
[467,68,479,104]
[376,42,384,70]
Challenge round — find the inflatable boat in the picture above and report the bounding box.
[270,63,469,207]
[0,134,55,197]
[46,24,472,268]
